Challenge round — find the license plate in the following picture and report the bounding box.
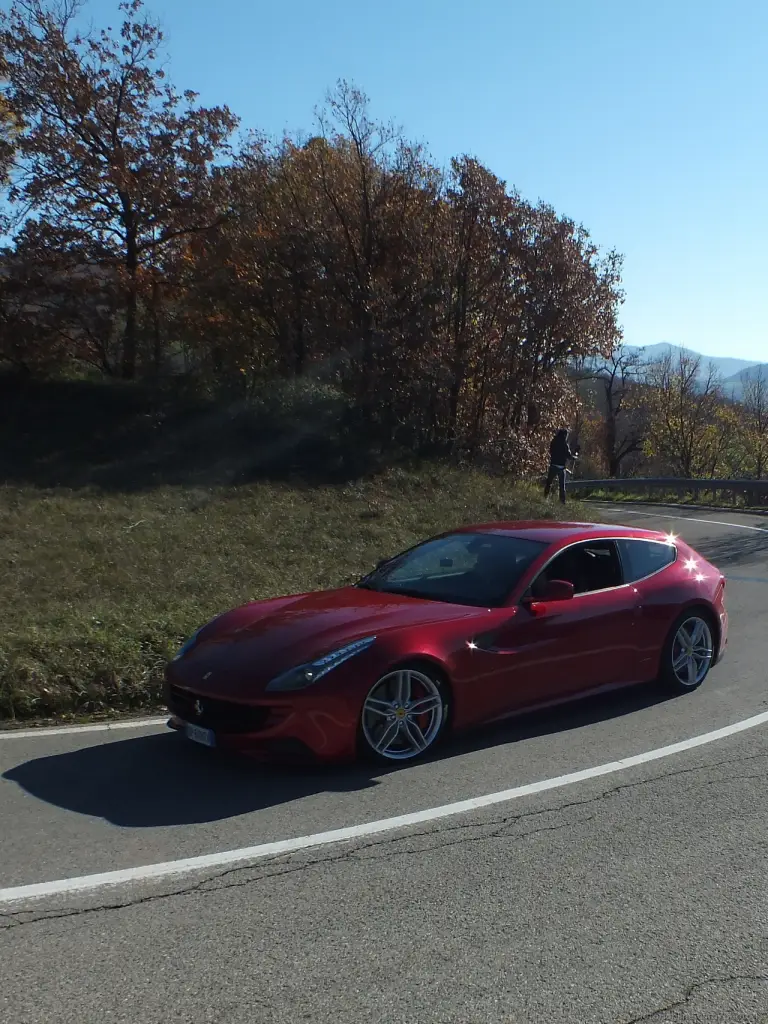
[184,722,216,748]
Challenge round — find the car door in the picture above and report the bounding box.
[616,537,679,679]
[477,539,641,718]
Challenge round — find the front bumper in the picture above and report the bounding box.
[166,715,325,763]
[164,678,360,764]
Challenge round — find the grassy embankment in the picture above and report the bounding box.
[0,375,596,725]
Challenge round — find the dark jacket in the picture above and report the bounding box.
[549,432,574,466]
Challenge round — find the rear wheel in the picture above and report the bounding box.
[659,610,715,693]
[359,666,449,764]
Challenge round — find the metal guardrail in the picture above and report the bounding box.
[568,477,768,505]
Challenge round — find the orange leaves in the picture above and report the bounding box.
[1,0,239,377]
[0,20,624,463]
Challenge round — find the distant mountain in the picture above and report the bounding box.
[721,363,768,401]
[579,342,766,403]
[625,342,760,382]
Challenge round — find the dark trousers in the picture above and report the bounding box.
[544,463,566,503]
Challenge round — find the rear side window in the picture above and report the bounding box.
[617,539,677,583]
[531,539,623,596]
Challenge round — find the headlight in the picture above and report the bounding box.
[173,628,203,661]
[266,636,376,692]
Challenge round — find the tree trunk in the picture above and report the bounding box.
[121,229,139,380]
[151,279,163,373]
[293,317,305,375]
[357,304,375,423]
[121,289,137,379]
[447,372,462,452]
[605,417,618,476]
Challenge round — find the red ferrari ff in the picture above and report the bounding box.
[165,521,728,764]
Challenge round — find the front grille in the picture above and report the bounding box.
[168,685,271,734]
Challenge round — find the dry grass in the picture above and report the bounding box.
[0,467,596,724]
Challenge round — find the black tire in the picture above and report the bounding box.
[659,608,717,694]
[358,664,450,765]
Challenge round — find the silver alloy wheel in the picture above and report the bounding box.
[361,669,445,761]
[671,615,713,688]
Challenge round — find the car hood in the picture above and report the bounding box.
[170,586,483,697]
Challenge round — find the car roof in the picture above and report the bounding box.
[451,520,674,545]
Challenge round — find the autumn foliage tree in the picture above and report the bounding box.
[6,2,766,485]
[740,365,768,479]
[0,0,238,377]
[641,350,740,477]
[166,82,625,470]
[574,343,646,476]
[0,1,628,474]
[0,92,21,185]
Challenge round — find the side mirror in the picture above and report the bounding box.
[523,578,575,615]
[540,579,575,601]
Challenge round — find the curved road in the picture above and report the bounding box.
[2,505,768,1024]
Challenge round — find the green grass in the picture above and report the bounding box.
[0,467,596,725]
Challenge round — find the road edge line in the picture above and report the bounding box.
[3,708,768,905]
[0,718,168,740]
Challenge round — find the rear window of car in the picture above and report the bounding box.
[617,538,677,582]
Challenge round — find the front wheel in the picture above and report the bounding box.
[659,611,715,693]
[359,666,449,764]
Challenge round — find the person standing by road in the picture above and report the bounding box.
[544,427,577,504]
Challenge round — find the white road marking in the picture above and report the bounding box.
[3,708,768,906]
[0,718,168,740]
[606,508,768,533]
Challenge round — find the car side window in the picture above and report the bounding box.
[617,539,677,582]
[531,540,624,596]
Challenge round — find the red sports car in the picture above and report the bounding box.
[165,521,728,764]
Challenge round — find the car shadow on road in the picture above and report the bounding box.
[450,681,678,753]
[2,682,678,829]
[2,730,378,828]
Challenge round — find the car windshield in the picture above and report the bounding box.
[358,532,547,607]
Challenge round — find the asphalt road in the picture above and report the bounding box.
[2,504,768,1024]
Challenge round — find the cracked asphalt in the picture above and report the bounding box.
[2,505,768,1024]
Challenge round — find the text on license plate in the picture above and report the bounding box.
[185,722,216,748]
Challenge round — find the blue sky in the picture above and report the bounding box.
[85,0,767,364]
